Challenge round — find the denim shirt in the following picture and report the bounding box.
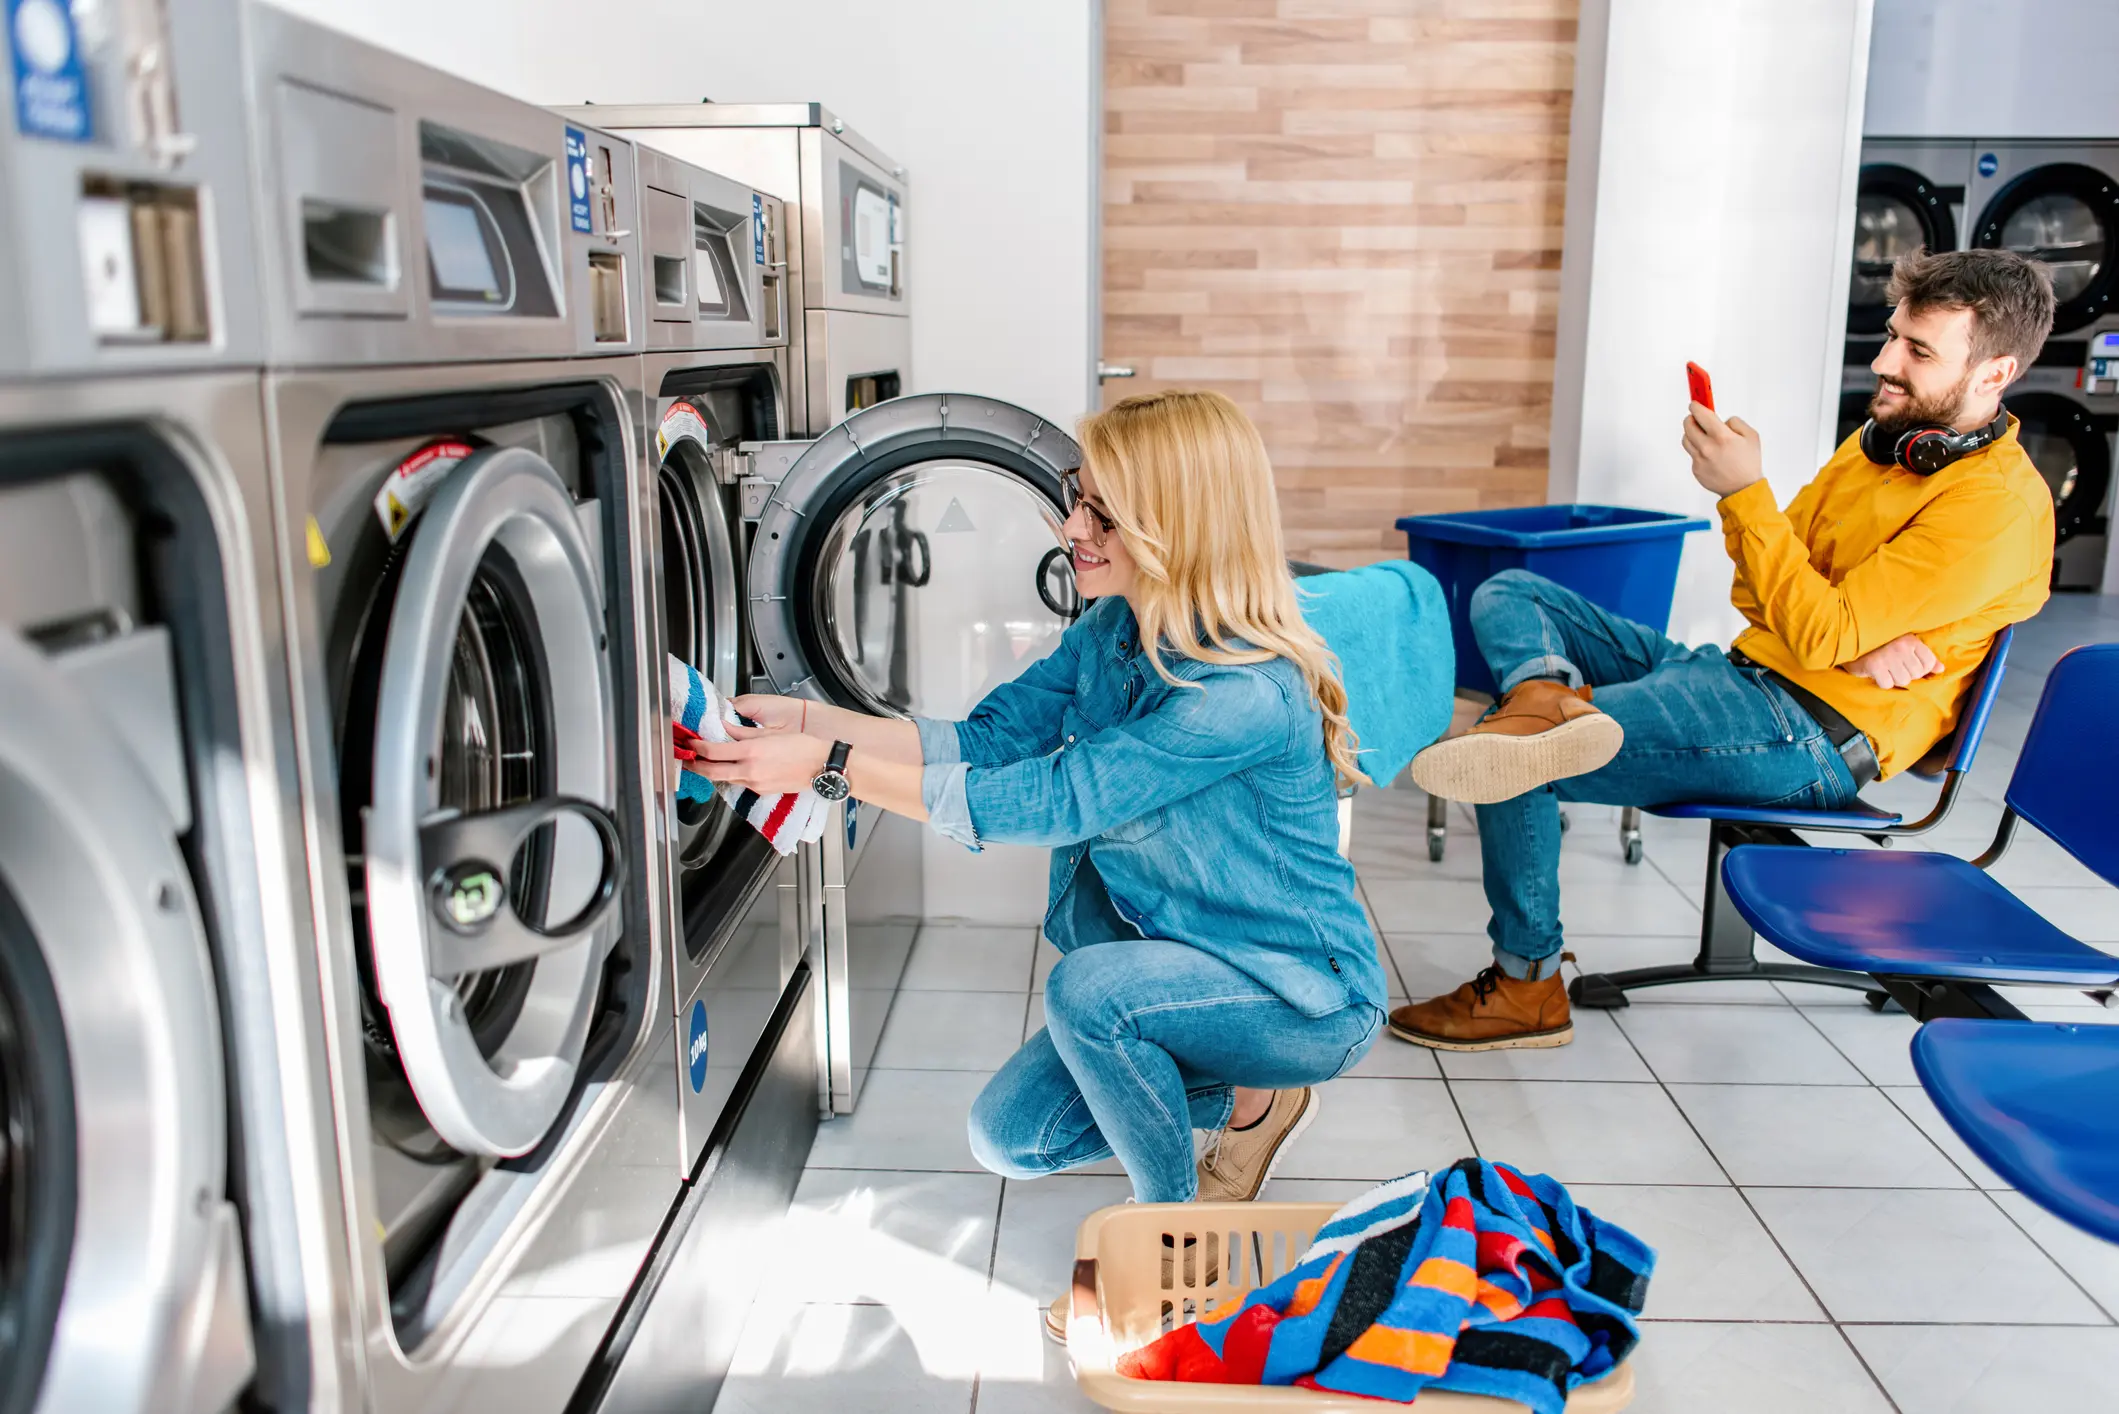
[915,598,1385,1020]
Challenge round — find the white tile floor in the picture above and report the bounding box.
[717,596,2119,1414]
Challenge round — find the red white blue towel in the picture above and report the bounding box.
[1119,1159,1652,1413]
[669,655,827,855]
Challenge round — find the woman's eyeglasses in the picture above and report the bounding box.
[1061,469,1117,539]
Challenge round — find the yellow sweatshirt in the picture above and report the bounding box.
[1718,417,2052,779]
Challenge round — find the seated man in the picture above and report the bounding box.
[1391,247,2057,1051]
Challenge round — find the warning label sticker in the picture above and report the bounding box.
[656,400,713,462]
[372,440,476,541]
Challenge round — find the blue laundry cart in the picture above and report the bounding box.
[1396,504,1711,863]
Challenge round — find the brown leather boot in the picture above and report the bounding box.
[1409,679,1622,804]
[1387,961,1574,1051]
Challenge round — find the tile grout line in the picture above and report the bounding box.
[1601,993,1908,1414]
[965,1176,1012,1414]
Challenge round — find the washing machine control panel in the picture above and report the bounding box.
[2087,330,2119,397]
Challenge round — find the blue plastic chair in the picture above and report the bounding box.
[1719,640,2119,1021]
[1570,626,2016,1009]
[1913,1018,2119,1244]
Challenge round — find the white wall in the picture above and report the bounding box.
[1550,0,1873,648]
[275,0,1095,923]
[1867,0,2119,138]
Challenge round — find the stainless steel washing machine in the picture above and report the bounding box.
[553,103,910,437]
[0,2,346,1409]
[1845,140,1975,353]
[624,139,807,1177]
[738,393,1084,1112]
[241,6,686,1408]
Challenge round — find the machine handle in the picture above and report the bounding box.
[419,794,625,975]
[1096,363,1136,382]
[1037,545,1082,620]
[897,529,932,587]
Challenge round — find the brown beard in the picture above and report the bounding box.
[1868,369,1976,438]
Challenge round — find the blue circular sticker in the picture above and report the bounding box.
[1978,152,1999,178]
[686,997,710,1093]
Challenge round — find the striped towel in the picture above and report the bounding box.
[668,655,828,855]
[1118,1159,1652,1413]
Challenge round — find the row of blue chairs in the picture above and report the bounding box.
[1714,641,2119,1245]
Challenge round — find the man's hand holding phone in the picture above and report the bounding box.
[1678,363,1765,499]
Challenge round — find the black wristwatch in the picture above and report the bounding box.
[812,741,853,802]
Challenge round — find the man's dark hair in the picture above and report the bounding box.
[1886,247,2057,370]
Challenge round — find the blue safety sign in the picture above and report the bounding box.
[8,0,93,143]
[1977,152,1999,178]
[753,192,765,265]
[565,127,594,233]
[686,997,710,1093]
[846,797,860,854]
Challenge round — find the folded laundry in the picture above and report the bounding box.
[668,655,828,855]
[1118,1158,1652,1414]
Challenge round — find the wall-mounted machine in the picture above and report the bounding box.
[0,1,343,1410]
[1845,139,2119,590]
[241,5,691,1409]
[554,103,910,436]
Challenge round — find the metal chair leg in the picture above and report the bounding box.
[1426,793,1447,862]
[1571,820,1876,1008]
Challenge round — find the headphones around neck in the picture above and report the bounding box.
[1858,405,2009,475]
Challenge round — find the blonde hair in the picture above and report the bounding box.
[1076,390,1365,787]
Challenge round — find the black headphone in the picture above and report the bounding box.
[1858,405,2009,475]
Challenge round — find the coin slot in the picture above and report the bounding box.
[78,178,209,344]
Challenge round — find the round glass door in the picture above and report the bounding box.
[810,460,1075,719]
[1850,166,1955,335]
[1976,164,2119,333]
[0,881,67,1414]
[2008,392,2111,547]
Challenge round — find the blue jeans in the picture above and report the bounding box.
[968,941,1384,1203]
[1468,570,1861,976]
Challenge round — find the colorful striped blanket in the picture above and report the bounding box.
[1117,1160,1653,1412]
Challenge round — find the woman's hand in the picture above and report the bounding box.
[686,721,829,794]
[731,693,809,734]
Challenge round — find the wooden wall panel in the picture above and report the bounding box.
[1101,0,1577,568]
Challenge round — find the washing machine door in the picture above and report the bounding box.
[656,404,742,870]
[0,629,251,1414]
[749,393,1084,718]
[1974,164,2119,335]
[360,445,625,1159]
[2008,392,2113,548]
[1850,164,1959,337]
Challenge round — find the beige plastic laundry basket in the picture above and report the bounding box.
[1067,1202,1635,1413]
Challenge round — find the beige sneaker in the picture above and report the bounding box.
[1410,679,1622,804]
[1045,1291,1069,1345]
[1195,1088,1318,1203]
[1045,1233,1219,1345]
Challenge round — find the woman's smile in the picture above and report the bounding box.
[1071,539,1109,576]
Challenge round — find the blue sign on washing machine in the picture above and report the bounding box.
[753,192,765,265]
[8,0,93,143]
[686,997,710,1093]
[564,127,594,234]
[1978,152,1999,178]
[846,797,859,854]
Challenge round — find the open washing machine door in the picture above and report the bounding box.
[746,393,1082,719]
[0,628,253,1414]
[657,401,744,875]
[745,393,1082,1111]
[347,444,625,1161]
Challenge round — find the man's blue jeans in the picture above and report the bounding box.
[1468,570,1860,978]
[967,940,1383,1203]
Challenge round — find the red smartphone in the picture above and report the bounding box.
[1686,362,1715,412]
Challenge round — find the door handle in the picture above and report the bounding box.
[1096,363,1136,382]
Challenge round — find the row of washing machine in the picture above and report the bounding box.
[1845,138,2119,591]
[0,3,1082,1413]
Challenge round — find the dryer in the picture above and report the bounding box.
[241,6,686,1408]
[552,103,911,437]
[0,1,346,1409]
[1846,140,1974,355]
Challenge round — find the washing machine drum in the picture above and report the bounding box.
[656,425,740,872]
[2008,392,2112,547]
[1974,163,2119,334]
[1850,164,1958,336]
[0,629,249,1414]
[345,446,623,1160]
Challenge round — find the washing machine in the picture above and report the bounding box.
[1844,140,1975,362]
[241,6,693,1408]
[1967,141,2119,339]
[625,140,808,1176]
[0,0,349,1409]
[552,103,911,438]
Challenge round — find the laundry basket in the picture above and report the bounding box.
[1067,1201,1636,1412]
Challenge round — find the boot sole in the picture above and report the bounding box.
[1386,1020,1575,1052]
[1409,713,1623,804]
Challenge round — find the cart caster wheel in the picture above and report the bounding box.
[1864,990,1893,1013]
[1558,809,1571,833]
[1623,836,1644,866]
[1427,831,1446,863]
